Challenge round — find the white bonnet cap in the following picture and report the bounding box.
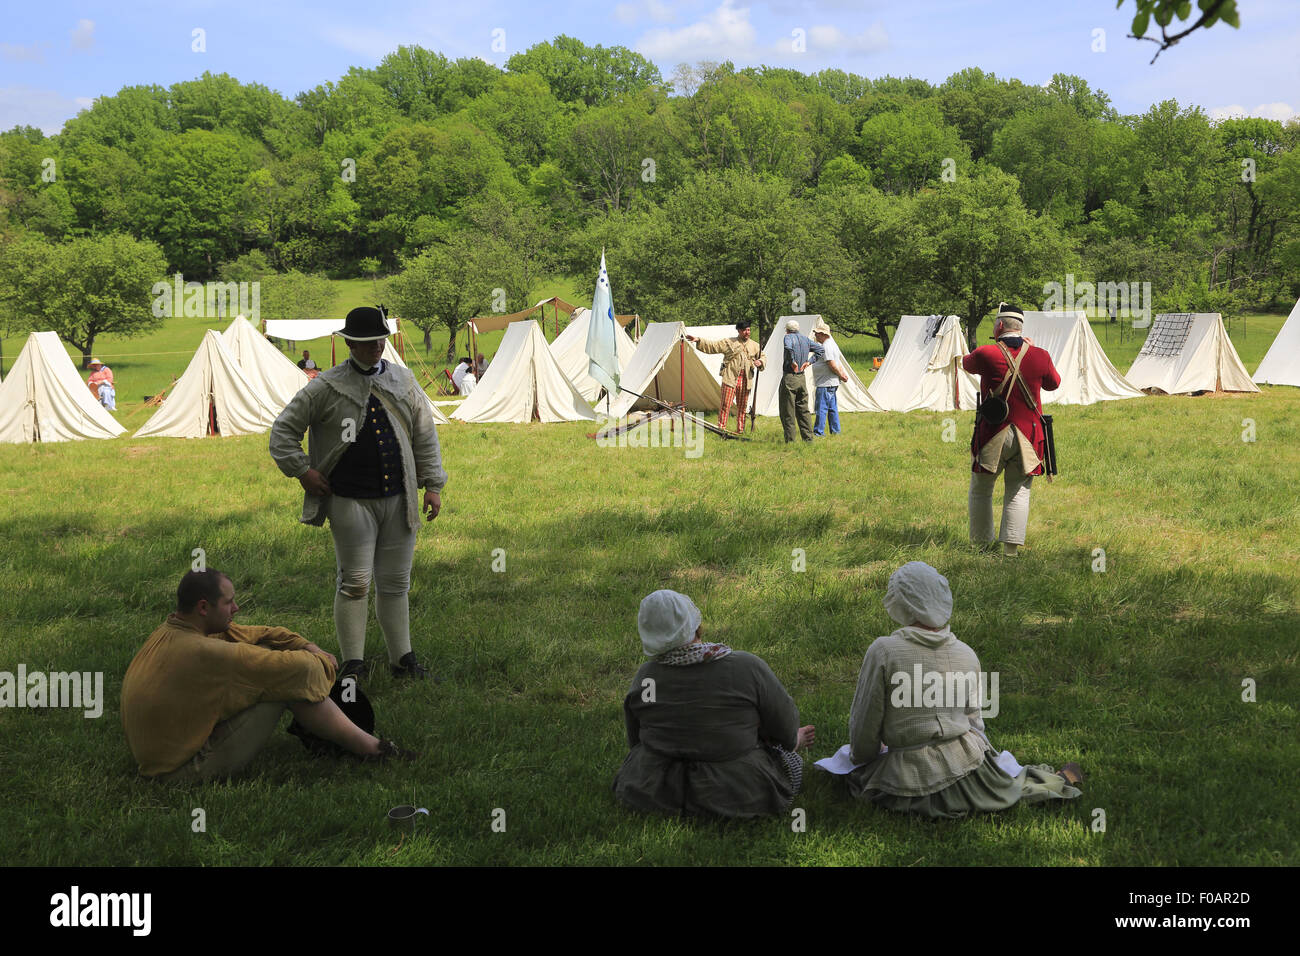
[638,590,702,656]
[883,562,953,629]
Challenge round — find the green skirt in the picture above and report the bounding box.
[854,752,1081,820]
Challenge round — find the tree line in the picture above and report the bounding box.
[1,33,1296,361]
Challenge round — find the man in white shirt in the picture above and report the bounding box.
[811,321,850,436]
[451,358,472,394]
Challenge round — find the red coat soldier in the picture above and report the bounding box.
[961,303,1061,556]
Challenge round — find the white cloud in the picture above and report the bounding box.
[636,0,757,62]
[70,19,95,52]
[0,86,90,136]
[1,42,45,63]
[1209,102,1297,122]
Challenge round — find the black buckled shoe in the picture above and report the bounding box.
[339,658,371,683]
[391,652,440,682]
[362,738,418,763]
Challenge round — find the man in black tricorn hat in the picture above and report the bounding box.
[270,306,448,682]
[685,320,765,433]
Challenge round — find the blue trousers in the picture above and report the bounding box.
[814,386,840,436]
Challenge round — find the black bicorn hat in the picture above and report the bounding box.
[335,306,391,342]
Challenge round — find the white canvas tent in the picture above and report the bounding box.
[1253,297,1300,387]
[0,331,126,443]
[453,320,595,423]
[1126,313,1258,394]
[1019,311,1144,405]
[683,326,737,381]
[754,315,881,416]
[382,340,450,425]
[607,322,724,418]
[867,315,979,412]
[221,315,309,412]
[136,330,279,438]
[550,308,638,402]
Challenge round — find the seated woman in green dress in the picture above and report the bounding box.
[847,561,1083,819]
[613,590,815,819]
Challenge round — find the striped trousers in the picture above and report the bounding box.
[720,372,750,432]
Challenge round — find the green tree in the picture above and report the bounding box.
[506,36,662,106]
[914,166,1073,339]
[139,130,256,276]
[859,103,970,194]
[259,270,338,320]
[385,232,521,357]
[0,233,167,366]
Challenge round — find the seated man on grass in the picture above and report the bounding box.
[122,569,411,783]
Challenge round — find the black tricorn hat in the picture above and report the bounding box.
[335,306,391,342]
[735,320,752,331]
[286,678,376,756]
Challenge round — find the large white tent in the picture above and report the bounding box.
[453,320,595,423]
[221,315,309,412]
[382,340,450,425]
[1019,311,1144,405]
[550,308,638,402]
[1126,313,1258,394]
[606,322,724,418]
[1253,297,1300,387]
[867,315,979,412]
[754,315,881,416]
[0,331,126,443]
[135,330,279,438]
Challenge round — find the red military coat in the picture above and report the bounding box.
[962,339,1061,475]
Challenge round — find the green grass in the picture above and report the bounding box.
[0,294,1296,866]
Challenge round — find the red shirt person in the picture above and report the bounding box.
[960,304,1061,556]
[87,358,113,397]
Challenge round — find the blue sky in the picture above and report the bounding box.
[2,0,1297,134]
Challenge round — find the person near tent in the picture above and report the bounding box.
[474,352,488,380]
[297,350,318,371]
[843,561,1082,818]
[686,320,765,433]
[86,358,113,404]
[811,320,849,436]
[613,590,816,819]
[121,569,414,782]
[460,365,477,396]
[779,319,824,443]
[451,357,473,395]
[961,304,1060,557]
[270,306,447,683]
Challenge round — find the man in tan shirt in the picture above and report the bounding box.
[686,321,765,433]
[122,569,409,782]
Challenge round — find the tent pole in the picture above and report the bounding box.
[331,336,336,367]
[679,339,685,432]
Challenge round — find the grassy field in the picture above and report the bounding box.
[0,297,1296,866]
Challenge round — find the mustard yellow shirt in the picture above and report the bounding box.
[121,615,336,776]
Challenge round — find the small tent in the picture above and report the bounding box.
[382,340,450,425]
[221,315,309,412]
[867,315,979,412]
[0,331,126,443]
[550,308,638,402]
[1253,297,1300,387]
[453,320,595,423]
[754,315,881,416]
[606,322,724,418]
[1019,311,1144,405]
[135,330,278,438]
[1126,313,1258,394]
